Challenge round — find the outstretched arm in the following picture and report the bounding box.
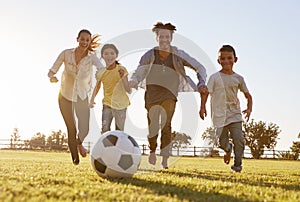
[199,91,209,120]
[48,50,66,83]
[119,69,131,93]
[129,49,153,89]
[89,81,101,108]
[179,49,207,88]
[242,92,253,121]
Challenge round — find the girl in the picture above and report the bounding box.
[48,29,104,165]
[90,44,131,133]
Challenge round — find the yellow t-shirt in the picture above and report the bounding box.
[96,64,130,110]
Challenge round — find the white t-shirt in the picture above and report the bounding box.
[207,72,249,128]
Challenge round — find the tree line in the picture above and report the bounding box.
[9,128,68,151]
[6,119,300,160]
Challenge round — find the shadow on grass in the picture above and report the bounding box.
[161,169,300,191]
[108,170,249,202]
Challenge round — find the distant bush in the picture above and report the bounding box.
[277,151,298,160]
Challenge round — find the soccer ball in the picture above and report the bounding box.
[91,130,141,178]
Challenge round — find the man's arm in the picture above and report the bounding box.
[178,49,207,88]
[129,49,153,89]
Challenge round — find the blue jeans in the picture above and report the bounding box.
[101,105,127,133]
[216,122,245,167]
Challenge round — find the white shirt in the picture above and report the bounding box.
[207,72,249,128]
[50,48,104,102]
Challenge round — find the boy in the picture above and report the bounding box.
[200,45,252,172]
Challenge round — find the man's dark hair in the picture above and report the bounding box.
[152,22,176,35]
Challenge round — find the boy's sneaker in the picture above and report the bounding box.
[231,165,242,173]
[78,144,87,157]
[148,152,156,165]
[224,143,232,164]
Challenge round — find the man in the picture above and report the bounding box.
[130,22,207,169]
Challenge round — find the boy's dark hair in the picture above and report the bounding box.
[219,45,236,58]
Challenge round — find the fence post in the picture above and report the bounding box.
[142,144,146,155]
[194,146,196,156]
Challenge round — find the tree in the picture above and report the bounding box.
[290,133,300,160]
[202,127,217,148]
[171,131,191,155]
[243,119,280,159]
[23,140,30,149]
[46,130,67,151]
[29,132,46,150]
[290,142,300,160]
[10,128,21,149]
[277,151,295,160]
[201,127,219,157]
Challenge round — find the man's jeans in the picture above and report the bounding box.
[145,99,176,157]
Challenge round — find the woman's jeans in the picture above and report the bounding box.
[58,94,89,162]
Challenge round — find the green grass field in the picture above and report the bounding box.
[0,150,299,202]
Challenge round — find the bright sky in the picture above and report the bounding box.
[1,0,299,150]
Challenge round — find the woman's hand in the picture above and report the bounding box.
[48,70,58,83]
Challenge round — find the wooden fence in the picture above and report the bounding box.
[0,139,294,159]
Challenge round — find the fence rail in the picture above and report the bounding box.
[0,139,295,159]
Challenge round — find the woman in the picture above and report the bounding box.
[89,44,131,133]
[48,29,104,165]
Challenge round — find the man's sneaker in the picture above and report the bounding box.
[231,165,242,173]
[78,144,87,157]
[148,152,156,165]
[161,156,169,169]
[224,143,232,164]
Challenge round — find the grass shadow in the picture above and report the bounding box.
[108,173,250,202]
[161,169,300,191]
